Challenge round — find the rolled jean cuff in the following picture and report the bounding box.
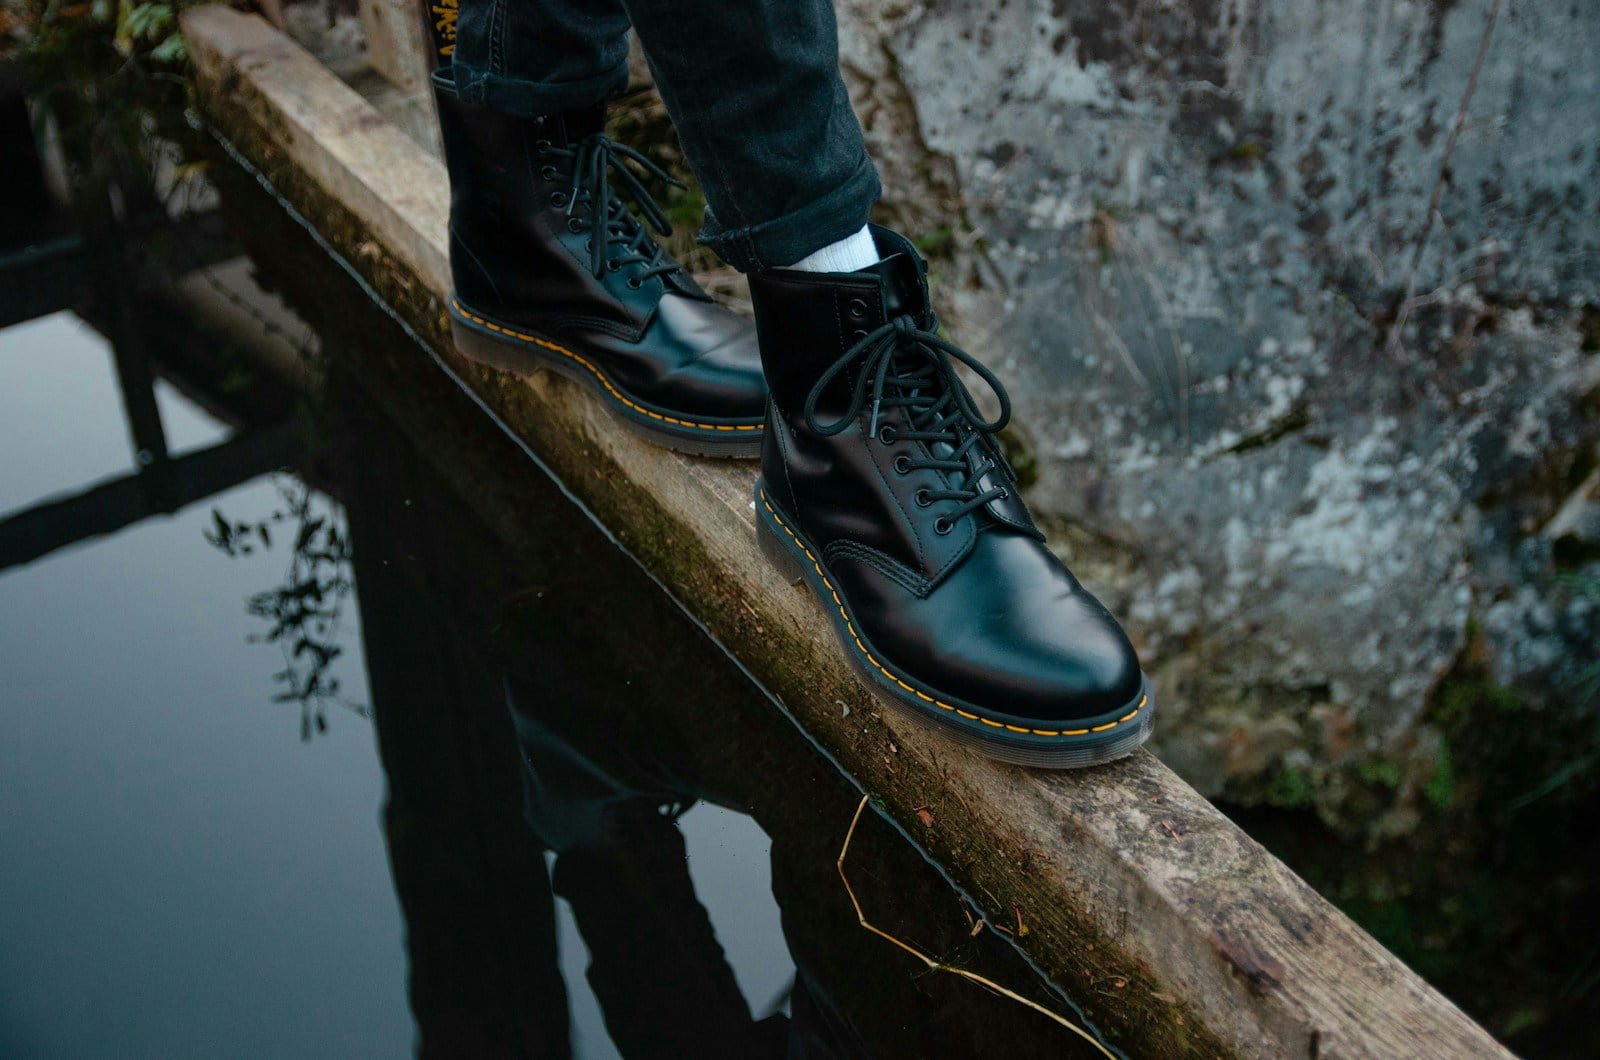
[697,153,882,273]
[451,60,631,119]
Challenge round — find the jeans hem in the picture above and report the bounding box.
[697,153,882,273]
[452,60,632,118]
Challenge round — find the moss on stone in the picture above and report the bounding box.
[1232,617,1600,1049]
[997,425,1040,490]
[1265,763,1314,809]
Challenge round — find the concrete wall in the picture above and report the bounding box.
[837,0,1600,830]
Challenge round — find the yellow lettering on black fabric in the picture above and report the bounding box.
[432,1,459,58]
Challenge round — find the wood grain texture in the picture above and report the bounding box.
[181,10,1511,1057]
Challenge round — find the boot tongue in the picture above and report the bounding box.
[545,104,607,144]
[854,251,930,327]
[545,105,708,301]
[857,247,1044,541]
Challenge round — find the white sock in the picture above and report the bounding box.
[783,224,879,273]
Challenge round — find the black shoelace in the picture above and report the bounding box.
[803,315,1014,531]
[537,132,685,283]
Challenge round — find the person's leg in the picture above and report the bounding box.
[434,0,631,116]
[619,1,881,272]
[420,0,769,458]
[613,2,1154,763]
[426,0,1153,763]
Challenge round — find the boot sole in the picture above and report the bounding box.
[449,297,763,459]
[756,483,1153,770]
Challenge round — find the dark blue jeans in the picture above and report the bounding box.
[431,0,881,272]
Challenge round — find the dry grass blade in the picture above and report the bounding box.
[836,795,1116,1059]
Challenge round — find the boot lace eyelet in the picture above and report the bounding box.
[535,139,552,156]
[877,424,897,444]
[607,260,620,272]
[893,455,912,474]
[932,517,952,535]
[851,328,869,342]
[540,165,559,181]
[847,298,868,319]
[627,276,644,289]
[566,217,584,233]
[913,488,931,508]
[549,191,568,207]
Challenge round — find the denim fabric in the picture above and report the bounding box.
[441,0,633,114]
[432,0,880,272]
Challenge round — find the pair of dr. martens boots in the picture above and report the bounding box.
[435,81,1152,767]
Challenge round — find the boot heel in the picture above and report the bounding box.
[757,506,808,587]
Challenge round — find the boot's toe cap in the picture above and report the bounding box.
[1028,603,1145,723]
[838,533,1145,727]
[944,590,1143,725]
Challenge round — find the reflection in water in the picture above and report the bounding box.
[0,316,406,1059]
[206,481,365,739]
[311,257,1107,1057]
[1,74,1108,1057]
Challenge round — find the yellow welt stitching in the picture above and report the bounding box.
[758,491,1147,740]
[452,299,760,433]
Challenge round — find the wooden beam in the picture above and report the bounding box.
[180,9,1511,1056]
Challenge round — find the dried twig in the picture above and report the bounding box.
[836,795,1115,1058]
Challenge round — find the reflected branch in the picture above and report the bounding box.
[836,795,1115,1059]
[206,476,365,738]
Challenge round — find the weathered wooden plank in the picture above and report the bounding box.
[180,9,1510,1057]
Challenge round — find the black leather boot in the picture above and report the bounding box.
[749,227,1152,768]
[432,73,765,457]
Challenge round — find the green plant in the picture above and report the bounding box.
[115,0,186,62]
[1266,763,1314,809]
[1422,742,1455,810]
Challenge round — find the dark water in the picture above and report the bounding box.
[0,166,1107,1055]
[1,313,411,1058]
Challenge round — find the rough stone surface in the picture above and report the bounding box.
[835,0,1600,829]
